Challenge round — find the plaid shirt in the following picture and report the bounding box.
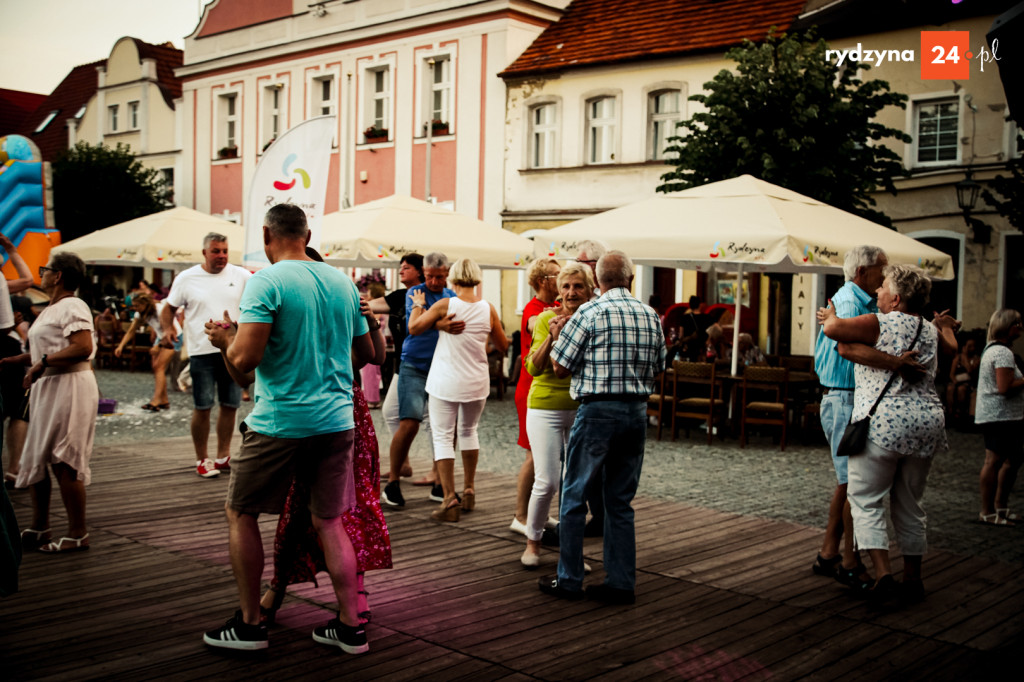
[551,287,666,401]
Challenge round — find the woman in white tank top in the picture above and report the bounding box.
[408,258,509,522]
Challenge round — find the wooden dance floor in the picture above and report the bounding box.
[3,436,1021,680]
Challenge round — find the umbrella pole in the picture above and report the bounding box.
[731,264,742,377]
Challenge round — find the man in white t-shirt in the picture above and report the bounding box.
[162,232,251,478]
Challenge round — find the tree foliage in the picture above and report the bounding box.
[658,30,911,227]
[981,134,1024,231]
[53,142,170,242]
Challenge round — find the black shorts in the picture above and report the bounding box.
[982,419,1024,457]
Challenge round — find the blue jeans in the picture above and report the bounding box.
[190,352,241,411]
[557,400,647,591]
[820,390,854,485]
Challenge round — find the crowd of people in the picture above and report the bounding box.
[1,212,1021,649]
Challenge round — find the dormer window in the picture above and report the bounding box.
[35,110,59,133]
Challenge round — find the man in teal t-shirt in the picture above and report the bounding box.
[201,204,374,656]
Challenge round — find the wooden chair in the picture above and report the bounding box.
[93,316,122,369]
[671,360,726,444]
[488,348,507,399]
[646,371,673,441]
[740,365,789,450]
[779,354,813,372]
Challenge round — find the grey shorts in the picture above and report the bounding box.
[226,423,355,518]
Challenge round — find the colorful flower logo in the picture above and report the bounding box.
[803,245,814,263]
[273,153,311,191]
[377,246,390,259]
[709,241,725,258]
[547,242,556,257]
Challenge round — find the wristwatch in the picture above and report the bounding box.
[41,354,49,368]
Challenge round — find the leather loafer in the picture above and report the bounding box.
[586,583,636,605]
[538,576,584,601]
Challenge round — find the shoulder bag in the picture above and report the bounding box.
[836,316,923,457]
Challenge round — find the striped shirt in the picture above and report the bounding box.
[550,287,666,401]
[814,280,877,390]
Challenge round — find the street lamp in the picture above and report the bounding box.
[955,169,990,244]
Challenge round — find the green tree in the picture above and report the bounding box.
[53,142,170,242]
[981,134,1024,231]
[658,31,911,227]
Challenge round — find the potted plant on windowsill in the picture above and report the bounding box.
[425,119,449,136]
[217,145,238,159]
[363,125,388,143]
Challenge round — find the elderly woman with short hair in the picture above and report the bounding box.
[818,264,958,604]
[974,308,1024,526]
[15,253,99,553]
[409,258,509,521]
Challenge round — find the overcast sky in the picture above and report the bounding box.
[0,0,205,94]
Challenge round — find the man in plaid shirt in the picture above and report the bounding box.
[540,251,666,604]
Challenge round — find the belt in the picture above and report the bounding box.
[821,387,854,394]
[42,361,92,377]
[578,394,648,404]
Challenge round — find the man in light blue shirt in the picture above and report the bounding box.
[201,204,374,655]
[811,245,886,590]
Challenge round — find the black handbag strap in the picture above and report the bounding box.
[867,316,924,417]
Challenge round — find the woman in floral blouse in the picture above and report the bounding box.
[817,264,958,606]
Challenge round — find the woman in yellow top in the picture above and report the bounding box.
[520,263,595,568]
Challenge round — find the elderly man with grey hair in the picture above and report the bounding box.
[540,251,665,604]
[381,251,462,508]
[163,231,251,478]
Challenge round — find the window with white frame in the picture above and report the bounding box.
[263,85,282,149]
[648,89,681,160]
[529,103,557,168]
[128,101,139,129]
[217,92,239,155]
[586,96,616,164]
[425,56,452,132]
[915,98,959,164]
[108,104,119,132]
[314,75,335,117]
[365,66,391,134]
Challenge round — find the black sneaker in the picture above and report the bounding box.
[584,517,603,537]
[381,480,404,507]
[203,610,268,650]
[429,483,444,502]
[586,583,636,605]
[541,526,560,548]
[538,575,584,601]
[312,617,369,654]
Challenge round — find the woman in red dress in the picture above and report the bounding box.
[510,257,560,535]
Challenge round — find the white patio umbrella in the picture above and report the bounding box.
[534,175,955,375]
[320,195,533,269]
[52,206,244,267]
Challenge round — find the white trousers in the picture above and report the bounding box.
[429,395,486,461]
[848,439,932,555]
[525,408,576,542]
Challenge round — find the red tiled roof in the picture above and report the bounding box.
[19,60,105,162]
[133,39,184,107]
[500,0,808,78]
[0,88,47,134]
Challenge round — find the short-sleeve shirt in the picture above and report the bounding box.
[165,263,251,357]
[852,312,947,457]
[0,277,13,330]
[550,287,666,401]
[400,284,455,372]
[29,297,94,362]
[239,260,368,438]
[526,309,577,411]
[815,281,877,389]
[975,343,1024,424]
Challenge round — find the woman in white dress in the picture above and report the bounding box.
[15,253,99,553]
[115,293,180,411]
[408,258,508,522]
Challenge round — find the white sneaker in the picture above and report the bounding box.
[509,516,528,536]
[545,516,559,529]
[520,549,540,569]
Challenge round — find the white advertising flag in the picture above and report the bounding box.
[243,115,336,268]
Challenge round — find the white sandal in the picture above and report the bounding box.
[978,513,1014,527]
[39,534,90,553]
[996,508,1020,522]
[20,528,51,548]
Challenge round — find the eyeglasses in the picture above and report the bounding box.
[576,259,597,265]
[542,275,558,279]
[38,266,56,277]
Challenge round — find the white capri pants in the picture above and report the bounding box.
[429,395,486,461]
[525,408,576,542]
[848,438,933,556]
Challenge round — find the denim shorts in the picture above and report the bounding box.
[820,390,855,485]
[397,363,429,422]
[190,352,242,411]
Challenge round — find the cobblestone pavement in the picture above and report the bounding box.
[72,369,1024,565]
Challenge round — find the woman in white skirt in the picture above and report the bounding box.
[408,258,508,521]
[15,253,99,553]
